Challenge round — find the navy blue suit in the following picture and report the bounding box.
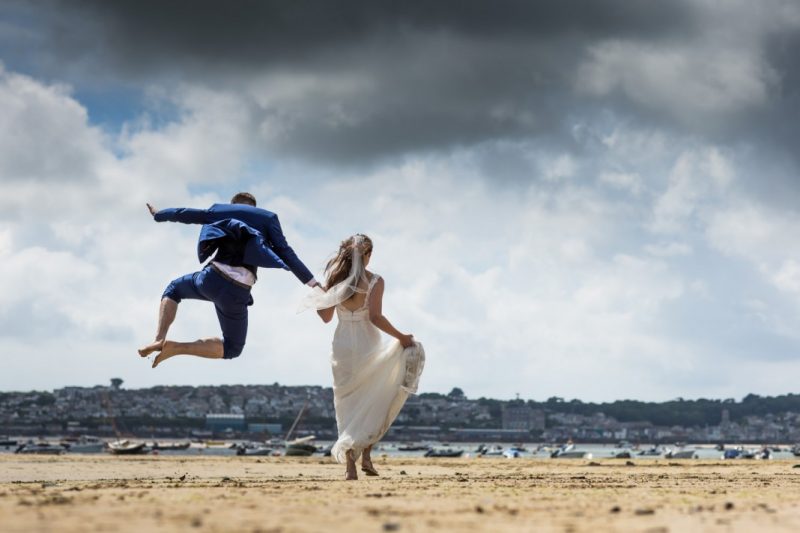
[154,203,314,359]
[154,203,314,284]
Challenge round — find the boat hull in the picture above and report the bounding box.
[666,450,697,459]
[108,441,148,455]
[16,446,65,455]
[285,444,316,457]
[67,444,106,453]
[425,449,464,458]
[553,451,593,459]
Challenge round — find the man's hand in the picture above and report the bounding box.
[308,279,327,292]
[146,203,157,217]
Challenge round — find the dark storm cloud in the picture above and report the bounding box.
[4,0,799,167]
[44,0,693,71]
[748,27,800,204]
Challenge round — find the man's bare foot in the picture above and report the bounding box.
[138,339,165,357]
[152,341,179,368]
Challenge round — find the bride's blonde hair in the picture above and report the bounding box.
[325,234,373,290]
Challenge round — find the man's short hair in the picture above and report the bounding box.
[231,192,257,206]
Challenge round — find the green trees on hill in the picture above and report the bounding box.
[526,393,800,426]
[419,389,800,426]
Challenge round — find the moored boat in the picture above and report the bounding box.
[285,435,317,457]
[152,441,191,451]
[665,448,697,459]
[236,444,274,456]
[551,442,592,458]
[552,450,593,459]
[739,447,771,460]
[15,441,65,455]
[503,447,524,458]
[398,443,431,452]
[108,440,148,455]
[722,448,741,460]
[424,447,464,458]
[480,445,504,456]
[638,446,664,456]
[62,436,106,453]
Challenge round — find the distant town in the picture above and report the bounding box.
[3,380,800,444]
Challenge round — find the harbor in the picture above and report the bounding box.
[4,437,800,461]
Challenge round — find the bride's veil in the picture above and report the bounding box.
[298,234,370,312]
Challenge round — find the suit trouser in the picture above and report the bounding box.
[162,265,253,359]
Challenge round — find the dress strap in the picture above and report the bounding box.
[364,274,381,301]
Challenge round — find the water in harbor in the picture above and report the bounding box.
[2,438,797,460]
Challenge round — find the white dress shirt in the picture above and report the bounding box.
[211,261,318,288]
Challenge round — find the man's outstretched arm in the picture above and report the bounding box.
[147,203,212,224]
[264,215,316,285]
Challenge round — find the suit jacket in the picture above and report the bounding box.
[154,203,314,284]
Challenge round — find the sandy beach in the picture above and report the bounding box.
[2,455,800,532]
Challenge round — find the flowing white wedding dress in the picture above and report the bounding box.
[329,273,425,464]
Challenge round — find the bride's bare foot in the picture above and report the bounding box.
[345,450,358,480]
[361,446,378,476]
[151,341,179,368]
[361,458,379,476]
[138,339,164,357]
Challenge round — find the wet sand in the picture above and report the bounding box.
[2,455,800,532]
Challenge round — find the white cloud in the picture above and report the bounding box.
[0,65,110,183]
[0,227,11,254]
[707,203,800,298]
[541,154,577,182]
[643,242,692,257]
[650,148,734,233]
[772,260,800,295]
[599,171,643,195]
[2,65,800,402]
[576,39,778,127]
[117,87,253,189]
[706,204,793,258]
